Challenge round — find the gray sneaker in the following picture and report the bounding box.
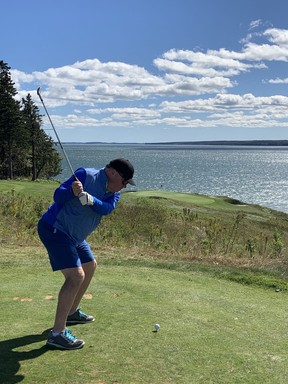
[46,328,85,350]
[66,308,95,324]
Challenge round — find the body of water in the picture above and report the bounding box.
[56,144,288,214]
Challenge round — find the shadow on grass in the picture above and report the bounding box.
[0,329,50,384]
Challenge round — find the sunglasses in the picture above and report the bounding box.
[115,170,129,186]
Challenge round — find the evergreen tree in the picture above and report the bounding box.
[34,133,62,179]
[21,93,62,180]
[21,94,38,179]
[0,60,24,178]
[0,60,62,180]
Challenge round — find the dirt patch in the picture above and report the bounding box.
[13,297,32,302]
[83,293,93,299]
[44,294,54,300]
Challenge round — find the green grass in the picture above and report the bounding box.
[0,247,287,384]
[1,180,288,383]
[0,179,59,196]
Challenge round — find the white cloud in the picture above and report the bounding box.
[87,107,160,120]
[160,94,288,113]
[10,25,288,135]
[268,77,288,84]
[264,28,288,46]
[249,19,263,31]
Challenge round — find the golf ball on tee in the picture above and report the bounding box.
[154,323,160,331]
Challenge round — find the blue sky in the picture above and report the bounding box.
[2,0,288,142]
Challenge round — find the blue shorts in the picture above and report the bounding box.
[37,218,95,271]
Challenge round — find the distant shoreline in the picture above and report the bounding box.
[147,140,288,146]
[62,140,288,146]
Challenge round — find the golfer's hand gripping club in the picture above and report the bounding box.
[72,181,93,206]
[78,192,94,206]
[72,180,83,196]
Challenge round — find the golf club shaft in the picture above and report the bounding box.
[37,87,78,181]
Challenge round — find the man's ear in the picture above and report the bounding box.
[106,167,113,176]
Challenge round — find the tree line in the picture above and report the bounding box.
[0,60,62,180]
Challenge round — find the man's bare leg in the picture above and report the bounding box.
[69,260,97,315]
[52,267,85,333]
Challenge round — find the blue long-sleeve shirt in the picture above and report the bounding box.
[41,167,120,244]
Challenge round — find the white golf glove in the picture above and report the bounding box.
[78,192,94,206]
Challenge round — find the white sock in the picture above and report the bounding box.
[52,329,65,337]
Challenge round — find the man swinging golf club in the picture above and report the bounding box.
[38,158,135,350]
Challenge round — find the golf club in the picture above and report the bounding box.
[37,87,78,181]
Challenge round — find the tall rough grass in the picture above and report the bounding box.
[0,191,287,272]
[91,197,288,263]
[0,190,50,245]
